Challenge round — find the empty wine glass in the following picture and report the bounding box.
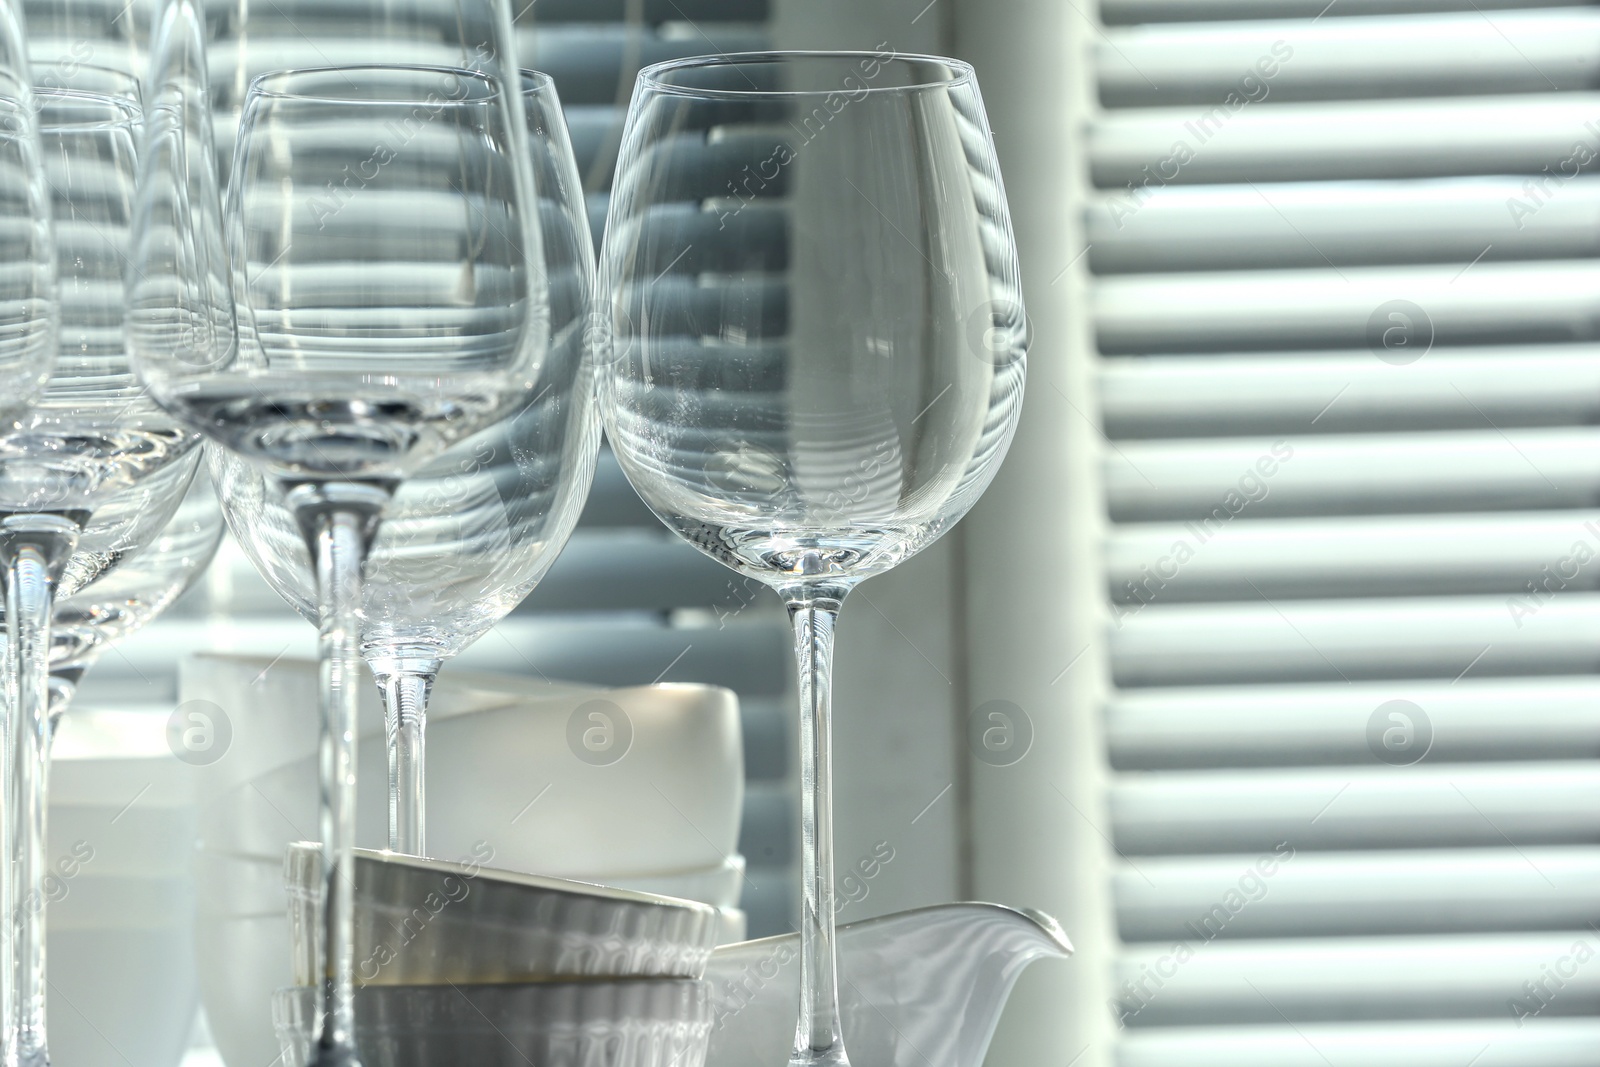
[2,64,204,1067]
[209,68,598,856]
[131,63,545,1067]
[0,13,56,1059]
[597,52,1027,1067]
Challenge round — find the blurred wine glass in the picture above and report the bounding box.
[1,61,203,1067]
[0,13,56,1059]
[131,60,545,1067]
[596,51,1027,1067]
[210,68,597,856]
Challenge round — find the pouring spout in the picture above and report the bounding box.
[706,903,1072,1067]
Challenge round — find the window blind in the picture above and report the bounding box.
[1088,2,1600,1063]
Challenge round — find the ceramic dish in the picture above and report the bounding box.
[273,979,712,1067]
[287,844,721,985]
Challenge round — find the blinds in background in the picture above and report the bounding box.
[71,0,799,939]
[1088,1,1600,1064]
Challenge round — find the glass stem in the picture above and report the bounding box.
[44,669,82,742]
[369,660,438,856]
[780,576,854,1067]
[0,517,79,1067]
[13,668,82,1067]
[290,483,387,1067]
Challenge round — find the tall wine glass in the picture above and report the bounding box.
[209,68,597,856]
[597,52,1027,1067]
[0,10,56,1062]
[4,66,203,1067]
[130,64,543,1067]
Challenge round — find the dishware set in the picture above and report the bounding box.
[179,658,747,1067]
[272,847,723,1067]
[0,0,1037,1063]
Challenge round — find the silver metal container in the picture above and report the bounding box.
[273,980,712,1067]
[286,844,720,985]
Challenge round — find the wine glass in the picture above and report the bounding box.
[130,63,544,1067]
[4,464,221,1003]
[3,65,204,1067]
[596,52,1027,1067]
[209,67,598,856]
[0,13,56,1060]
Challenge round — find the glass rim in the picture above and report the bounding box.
[246,63,505,108]
[637,50,975,100]
[519,68,555,94]
[32,60,142,131]
[31,59,141,90]
[34,85,142,133]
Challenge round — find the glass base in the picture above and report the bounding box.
[790,1046,851,1067]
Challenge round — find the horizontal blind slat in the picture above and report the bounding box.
[1107,678,1600,768]
[1112,763,1600,852]
[1109,593,1600,686]
[1099,11,1600,105]
[1117,932,1600,1025]
[1115,847,1600,938]
[1090,93,1600,185]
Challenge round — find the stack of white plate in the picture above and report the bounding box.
[181,654,747,1067]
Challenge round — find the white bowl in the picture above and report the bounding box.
[196,913,291,1067]
[183,655,744,874]
[605,855,747,909]
[194,847,285,917]
[51,925,196,1067]
[46,708,203,1067]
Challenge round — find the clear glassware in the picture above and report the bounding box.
[0,14,55,1059]
[2,64,203,1067]
[209,68,598,857]
[131,63,544,1067]
[597,52,1028,1067]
